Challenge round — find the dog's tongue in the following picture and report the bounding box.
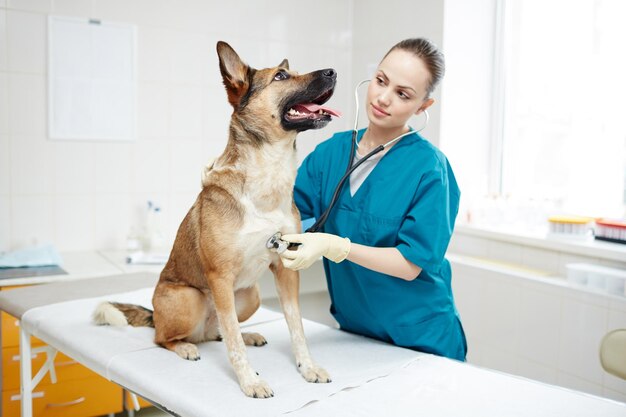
[298,103,342,117]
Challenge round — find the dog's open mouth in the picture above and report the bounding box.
[284,90,342,121]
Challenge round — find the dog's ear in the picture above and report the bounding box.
[278,59,289,70]
[217,41,251,108]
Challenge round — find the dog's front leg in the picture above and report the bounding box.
[210,277,274,398]
[270,262,331,384]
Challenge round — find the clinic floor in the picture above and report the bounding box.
[114,291,335,417]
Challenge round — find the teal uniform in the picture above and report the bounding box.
[294,129,467,361]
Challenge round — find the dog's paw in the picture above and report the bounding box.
[242,332,267,347]
[174,342,200,361]
[298,363,332,383]
[240,379,274,399]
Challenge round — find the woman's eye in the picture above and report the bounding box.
[398,91,409,99]
[274,71,289,81]
[376,77,385,85]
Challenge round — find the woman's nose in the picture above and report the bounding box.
[377,89,391,106]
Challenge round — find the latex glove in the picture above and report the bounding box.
[279,233,351,270]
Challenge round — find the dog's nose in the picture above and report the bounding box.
[323,69,336,79]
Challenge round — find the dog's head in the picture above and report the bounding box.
[216,41,339,140]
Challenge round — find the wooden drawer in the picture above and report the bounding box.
[3,346,95,391]
[2,374,122,417]
[2,312,45,348]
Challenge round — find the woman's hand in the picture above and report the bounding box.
[279,233,351,270]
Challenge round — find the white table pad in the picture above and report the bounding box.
[19,288,284,378]
[290,354,626,417]
[19,287,421,416]
[107,319,421,416]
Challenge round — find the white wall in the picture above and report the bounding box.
[351,0,445,147]
[0,0,354,252]
[440,0,497,217]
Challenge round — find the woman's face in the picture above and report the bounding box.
[366,49,434,131]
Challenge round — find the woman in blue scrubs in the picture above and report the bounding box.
[279,38,467,361]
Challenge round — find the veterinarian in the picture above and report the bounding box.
[279,38,467,361]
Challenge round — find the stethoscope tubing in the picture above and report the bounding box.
[306,80,427,233]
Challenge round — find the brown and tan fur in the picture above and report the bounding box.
[92,41,337,398]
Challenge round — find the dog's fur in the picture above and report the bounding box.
[93,41,337,398]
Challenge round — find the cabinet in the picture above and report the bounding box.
[1,287,123,417]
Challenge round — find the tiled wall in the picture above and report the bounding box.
[449,228,626,403]
[1,0,447,253]
[0,0,354,251]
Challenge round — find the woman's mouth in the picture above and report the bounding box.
[370,103,390,117]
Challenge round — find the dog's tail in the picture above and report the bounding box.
[92,301,154,328]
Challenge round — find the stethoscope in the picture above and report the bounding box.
[267,79,429,253]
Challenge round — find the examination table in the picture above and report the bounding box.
[1,272,625,417]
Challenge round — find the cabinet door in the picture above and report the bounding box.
[2,374,123,417]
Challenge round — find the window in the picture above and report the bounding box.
[493,0,626,218]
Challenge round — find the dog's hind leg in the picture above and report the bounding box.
[235,284,267,347]
[211,276,274,398]
[270,262,331,384]
[152,283,207,361]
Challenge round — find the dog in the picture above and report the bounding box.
[92,41,340,398]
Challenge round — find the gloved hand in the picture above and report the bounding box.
[279,233,351,270]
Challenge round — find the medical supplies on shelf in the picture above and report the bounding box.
[547,215,594,240]
[595,218,626,245]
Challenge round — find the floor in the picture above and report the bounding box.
[113,291,335,417]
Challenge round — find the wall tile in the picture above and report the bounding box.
[603,387,626,404]
[489,240,522,265]
[132,139,170,194]
[0,73,7,134]
[53,141,94,194]
[169,31,209,84]
[10,135,54,194]
[7,10,45,73]
[451,262,485,345]
[169,139,203,193]
[0,193,10,251]
[449,234,489,258]
[521,245,560,275]
[516,357,558,385]
[0,10,7,71]
[558,298,608,385]
[479,271,522,353]
[202,85,231,152]
[8,73,46,135]
[137,82,170,140]
[517,286,562,366]
[54,194,95,250]
[94,143,133,194]
[556,372,604,397]
[0,134,8,194]
[92,0,139,22]
[52,0,93,17]
[137,27,172,83]
[94,192,130,249]
[7,0,51,13]
[11,194,55,248]
[170,85,203,139]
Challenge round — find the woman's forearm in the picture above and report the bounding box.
[345,243,422,281]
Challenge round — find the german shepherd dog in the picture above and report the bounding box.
[93,41,340,398]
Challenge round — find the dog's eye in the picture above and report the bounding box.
[274,71,289,81]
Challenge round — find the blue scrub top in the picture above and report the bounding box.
[294,129,467,361]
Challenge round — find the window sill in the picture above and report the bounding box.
[454,224,626,263]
